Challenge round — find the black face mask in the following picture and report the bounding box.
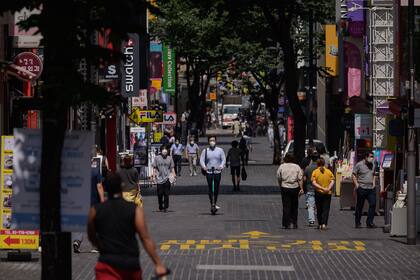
[365,160,373,170]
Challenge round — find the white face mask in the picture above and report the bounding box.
[162,150,168,156]
[209,141,216,147]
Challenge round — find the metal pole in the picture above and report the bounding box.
[308,10,315,142]
[407,0,417,245]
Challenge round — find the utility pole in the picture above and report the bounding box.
[407,0,417,245]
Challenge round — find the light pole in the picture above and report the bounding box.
[407,0,416,245]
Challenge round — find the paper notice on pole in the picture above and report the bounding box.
[12,129,93,232]
[354,114,372,140]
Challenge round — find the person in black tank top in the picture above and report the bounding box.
[88,173,168,279]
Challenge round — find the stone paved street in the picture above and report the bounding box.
[1,136,420,279]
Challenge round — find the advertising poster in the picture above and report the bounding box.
[130,127,148,167]
[130,127,146,150]
[12,129,93,232]
[0,136,39,250]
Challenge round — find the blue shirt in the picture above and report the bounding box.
[200,147,226,174]
[171,143,184,155]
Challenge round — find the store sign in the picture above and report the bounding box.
[129,108,163,124]
[163,112,177,125]
[10,8,42,48]
[354,114,372,139]
[121,34,139,97]
[14,52,43,80]
[163,44,176,95]
[104,64,119,79]
[0,230,39,250]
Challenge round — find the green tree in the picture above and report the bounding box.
[151,0,232,128]
[226,0,334,163]
[0,1,154,279]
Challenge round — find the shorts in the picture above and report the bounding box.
[95,262,142,280]
[230,166,240,176]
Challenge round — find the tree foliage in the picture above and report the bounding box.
[224,0,334,163]
[151,0,232,124]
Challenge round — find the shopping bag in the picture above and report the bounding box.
[241,166,247,181]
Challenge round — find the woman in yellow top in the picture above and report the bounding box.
[311,158,335,230]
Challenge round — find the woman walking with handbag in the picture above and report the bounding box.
[311,158,335,230]
[118,155,143,206]
[276,153,304,229]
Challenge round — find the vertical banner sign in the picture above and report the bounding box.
[163,44,176,95]
[13,129,93,232]
[325,25,338,77]
[0,136,39,250]
[122,33,140,97]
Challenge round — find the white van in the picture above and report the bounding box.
[222,104,242,128]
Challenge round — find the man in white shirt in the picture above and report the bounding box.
[170,139,184,176]
[185,137,200,176]
[277,153,304,229]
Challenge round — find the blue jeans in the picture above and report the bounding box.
[305,192,316,223]
[355,187,376,225]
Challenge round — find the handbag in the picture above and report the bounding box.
[201,148,208,176]
[241,166,247,181]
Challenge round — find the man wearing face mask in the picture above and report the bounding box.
[185,136,200,176]
[200,136,226,213]
[153,145,176,213]
[170,138,184,176]
[353,152,377,228]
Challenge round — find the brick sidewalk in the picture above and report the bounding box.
[1,145,420,279]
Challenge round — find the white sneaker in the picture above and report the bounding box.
[215,205,220,209]
[190,173,193,176]
[193,172,197,176]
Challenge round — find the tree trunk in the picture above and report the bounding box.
[275,10,306,164]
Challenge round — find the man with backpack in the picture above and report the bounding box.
[200,136,226,214]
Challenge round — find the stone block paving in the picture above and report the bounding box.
[1,136,420,279]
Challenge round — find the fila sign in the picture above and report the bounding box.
[163,112,177,125]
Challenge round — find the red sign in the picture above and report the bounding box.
[14,52,43,80]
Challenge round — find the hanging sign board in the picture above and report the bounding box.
[129,108,163,124]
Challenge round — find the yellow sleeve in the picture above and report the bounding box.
[329,169,335,181]
[311,169,318,182]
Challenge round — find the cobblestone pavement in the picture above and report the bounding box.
[1,135,420,279]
